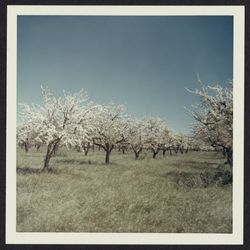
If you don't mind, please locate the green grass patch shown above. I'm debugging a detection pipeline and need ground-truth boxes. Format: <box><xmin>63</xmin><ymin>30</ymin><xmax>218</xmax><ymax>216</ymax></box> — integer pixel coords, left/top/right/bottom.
<box><xmin>16</xmin><ymin>147</ymin><xmax>232</xmax><ymax>233</ymax></box>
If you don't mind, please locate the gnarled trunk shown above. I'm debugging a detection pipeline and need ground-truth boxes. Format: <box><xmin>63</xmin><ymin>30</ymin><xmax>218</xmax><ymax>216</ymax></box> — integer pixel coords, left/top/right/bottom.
<box><xmin>152</xmin><ymin>148</ymin><xmax>160</xmax><ymax>159</ymax></box>
<box><xmin>82</xmin><ymin>142</ymin><xmax>90</xmax><ymax>156</ymax></box>
<box><xmin>133</xmin><ymin>147</ymin><xmax>142</xmax><ymax>160</ymax></box>
<box><xmin>162</xmin><ymin>148</ymin><xmax>167</xmax><ymax>157</ymax></box>
<box><xmin>24</xmin><ymin>142</ymin><xmax>29</xmax><ymax>152</ymax></box>
<box><xmin>105</xmin><ymin>150</ymin><xmax>110</xmax><ymax>164</ymax></box>
<box><xmin>225</xmin><ymin>146</ymin><xmax>233</xmax><ymax>167</ymax></box>
<box><xmin>36</xmin><ymin>144</ymin><xmax>41</xmax><ymax>151</ymax></box>
<box><xmin>43</xmin><ymin>139</ymin><xmax>60</xmax><ymax>171</ymax></box>
<box><xmin>104</xmin><ymin>143</ymin><xmax>114</xmax><ymax>164</ymax></box>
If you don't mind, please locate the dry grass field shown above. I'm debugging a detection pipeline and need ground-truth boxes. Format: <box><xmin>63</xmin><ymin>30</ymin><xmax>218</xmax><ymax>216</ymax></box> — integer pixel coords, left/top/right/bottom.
<box><xmin>16</xmin><ymin>147</ymin><xmax>232</xmax><ymax>233</ymax></box>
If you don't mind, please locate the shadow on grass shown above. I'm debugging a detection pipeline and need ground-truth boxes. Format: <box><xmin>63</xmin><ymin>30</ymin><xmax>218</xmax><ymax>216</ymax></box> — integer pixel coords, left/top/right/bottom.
<box><xmin>18</xmin><ymin>153</ymin><xmax>42</xmax><ymax>158</ymax></box>
<box><xmin>80</xmin><ymin>159</ymin><xmax>93</xmax><ymax>165</ymax></box>
<box><xmin>55</xmin><ymin>158</ymin><xmax>95</xmax><ymax>165</ymax></box>
<box><xmin>55</xmin><ymin>158</ymin><xmax>79</xmax><ymax>164</ymax></box>
<box><xmin>16</xmin><ymin>167</ymin><xmax>61</xmax><ymax>175</ymax></box>
<box><xmin>162</xmin><ymin>169</ymin><xmax>232</xmax><ymax>188</ymax></box>
<box><xmin>171</xmin><ymin>161</ymin><xmax>221</xmax><ymax>171</ymax></box>
<box><xmin>17</xmin><ymin>167</ymin><xmax>41</xmax><ymax>175</ymax></box>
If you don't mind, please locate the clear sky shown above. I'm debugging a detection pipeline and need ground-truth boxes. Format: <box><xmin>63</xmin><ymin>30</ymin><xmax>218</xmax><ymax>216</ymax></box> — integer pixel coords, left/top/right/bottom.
<box><xmin>17</xmin><ymin>15</ymin><xmax>233</xmax><ymax>133</ymax></box>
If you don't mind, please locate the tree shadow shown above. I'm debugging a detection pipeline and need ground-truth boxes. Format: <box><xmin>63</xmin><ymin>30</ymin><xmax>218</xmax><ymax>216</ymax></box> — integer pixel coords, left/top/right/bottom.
<box><xmin>16</xmin><ymin>167</ymin><xmax>60</xmax><ymax>175</ymax></box>
<box><xmin>79</xmin><ymin>159</ymin><xmax>93</xmax><ymax>165</ymax></box>
<box><xmin>16</xmin><ymin>167</ymin><xmax>42</xmax><ymax>175</ymax></box>
<box><xmin>160</xmin><ymin>168</ymin><xmax>232</xmax><ymax>188</ymax></box>
<box><xmin>171</xmin><ymin>161</ymin><xmax>221</xmax><ymax>171</ymax></box>
<box><xmin>55</xmin><ymin>159</ymin><xmax>78</xmax><ymax>164</ymax></box>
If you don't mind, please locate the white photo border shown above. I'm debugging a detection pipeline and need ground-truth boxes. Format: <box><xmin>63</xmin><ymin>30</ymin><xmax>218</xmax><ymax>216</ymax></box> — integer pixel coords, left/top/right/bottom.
<box><xmin>6</xmin><ymin>5</ymin><xmax>245</xmax><ymax>245</ymax></box>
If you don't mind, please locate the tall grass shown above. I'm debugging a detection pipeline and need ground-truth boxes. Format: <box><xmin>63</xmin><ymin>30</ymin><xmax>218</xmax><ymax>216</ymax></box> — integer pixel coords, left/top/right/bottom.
<box><xmin>17</xmin><ymin>147</ymin><xmax>232</xmax><ymax>233</ymax></box>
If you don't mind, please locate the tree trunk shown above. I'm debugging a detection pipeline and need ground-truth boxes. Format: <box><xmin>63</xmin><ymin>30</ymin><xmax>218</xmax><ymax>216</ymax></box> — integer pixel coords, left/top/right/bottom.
<box><xmin>180</xmin><ymin>146</ymin><xmax>184</xmax><ymax>154</ymax></box>
<box><xmin>152</xmin><ymin>148</ymin><xmax>159</xmax><ymax>159</ymax></box>
<box><xmin>162</xmin><ymin>148</ymin><xmax>167</xmax><ymax>157</ymax></box>
<box><xmin>225</xmin><ymin>147</ymin><xmax>233</xmax><ymax>167</ymax></box>
<box><xmin>36</xmin><ymin>144</ymin><xmax>41</xmax><ymax>151</ymax></box>
<box><xmin>43</xmin><ymin>144</ymin><xmax>53</xmax><ymax>170</ymax></box>
<box><xmin>83</xmin><ymin>142</ymin><xmax>90</xmax><ymax>156</ymax></box>
<box><xmin>153</xmin><ymin>152</ymin><xmax>157</xmax><ymax>159</ymax></box>
<box><xmin>52</xmin><ymin>143</ymin><xmax>59</xmax><ymax>155</ymax></box>
<box><xmin>135</xmin><ymin>152</ymin><xmax>139</xmax><ymax>159</ymax></box>
<box><xmin>43</xmin><ymin>140</ymin><xmax>60</xmax><ymax>170</ymax></box>
<box><xmin>105</xmin><ymin>150</ymin><xmax>110</xmax><ymax>164</ymax></box>
<box><xmin>104</xmin><ymin>143</ymin><xmax>114</xmax><ymax>164</ymax></box>
<box><xmin>44</xmin><ymin>150</ymin><xmax>52</xmax><ymax>170</ymax></box>
<box><xmin>24</xmin><ymin>142</ymin><xmax>28</xmax><ymax>152</ymax></box>
<box><xmin>169</xmin><ymin>148</ymin><xmax>172</xmax><ymax>155</ymax></box>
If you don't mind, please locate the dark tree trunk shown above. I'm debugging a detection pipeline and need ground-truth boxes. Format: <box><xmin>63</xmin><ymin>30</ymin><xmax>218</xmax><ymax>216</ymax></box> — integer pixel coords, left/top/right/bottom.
<box><xmin>169</xmin><ymin>148</ymin><xmax>172</xmax><ymax>155</ymax></box>
<box><xmin>134</xmin><ymin>148</ymin><xmax>142</xmax><ymax>160</ymax></box>
<box><xmin>43</xmin><ymin>140</ymin><xmax>60</xmax><ymax>170</ymax></box>
<box><xmin>122</xmin><ymin>148</ymin><xmax>126</xmax><ymax>154</ymax></box>
<box><xmin>135</xmin><ymin>152</ymin><xmax>139</xmax><ymax>159</ymax></box>
<box><xmin>103</xmin><ymin>143</ymin><xmax>114</xmax><ymax>164</ymax></box>
<box><xmin>24</xmin><ymin>142</ymin><xmax>28</xmax><ymax>152</ymax></box>
<box><xmin>180</xmin><ymin>146</ymin><xmax>184</xmax><ymax>154</ymax></box>
<box><xmin>52</xmin><ymin>143</ymin><xmax>59</xmax><ymax>155</ymax></box>
<box><xmin>93</xmin><ymin>141</ymin><xmax>114</xmax><ymax>164</ymax></box>
<box><xmin>82</xmin><ymin>142</ymin><xmax>90</xmax><ymax>156</ymax></box>
<box><xmin>162</xmin><ymin>148</ymin><xmax>167</xmax><ymax>157</ymax></box>
<box><xmin>36</xmin><ymin>144</ymin><xmax>41</xmax><ymax>151</ymax></box>
<box><xmin>225</xmin><ymin>147</ymin><xmax>233</xmax><ymax>167</ymax></box>
<box><xmin>105</xmin><ymin>150</ymin><xmax>110</xmax><ymax>164</ymax></box>
<box><xmin>43</xmin><ymin>144</ymin><xmax>53</xmax><ymax>170</ymax></box>
<box><xmin>185</xmin><ymin>148</ymin><xmax>188</xmax><ymax>153</ymax></box>
<box><xmin>152</xmin><ymin>148</ymin><xmax>160</xmax><ymax>159</ymax></box>
<box><xmin>44</xmin><ymin>149</ymin><xmax>52</xmax><ymax>170</ymax></box>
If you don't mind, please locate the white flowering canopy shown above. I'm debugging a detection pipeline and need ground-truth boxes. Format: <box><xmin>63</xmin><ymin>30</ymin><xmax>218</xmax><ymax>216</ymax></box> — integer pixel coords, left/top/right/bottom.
<box><xmin>186</xmin><ymin>81</ymin><xmax>233</xmax><ymax>150</ymax></box>
<box><xmin>92</xmin><ymin>103</ymin><xmax>129</xmax><ymax>147</ymax></box>
<box><xmin>18</xmin><ymin>86</ymin><xmax>92</xmax><ymax>148</ymax></box>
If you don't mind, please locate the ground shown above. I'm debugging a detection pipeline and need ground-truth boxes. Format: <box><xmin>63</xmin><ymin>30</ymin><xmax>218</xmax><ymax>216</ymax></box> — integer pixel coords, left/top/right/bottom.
<box><xmin>16</xmin><ymin>147</ymin><xmax>232</xmax><ymax>233</ymax></box>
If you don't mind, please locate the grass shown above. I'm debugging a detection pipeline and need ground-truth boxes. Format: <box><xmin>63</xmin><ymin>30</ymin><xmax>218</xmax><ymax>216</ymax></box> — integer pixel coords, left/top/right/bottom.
<box><xmin>16</xmin><ymin>147</ymin><xmax>232</xmax><ymax>233</ymax></box>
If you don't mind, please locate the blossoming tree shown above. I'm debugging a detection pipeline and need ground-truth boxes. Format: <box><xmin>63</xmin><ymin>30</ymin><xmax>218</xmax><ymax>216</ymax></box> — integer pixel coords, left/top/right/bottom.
<box><xmin>186</xmin><ymin>81</ymin><xmax>233</xmax><ymax>166</ymax></box>
<box><xmin>92</xmin><ymin>103</ymin><xmax>129</xmax><ymax>164</ymax></box>
<box><xmin>18</xmin><ymin>87</ymin><xmax>92</xmax><ymax>170</ymax></box>
<box><xmin>127</xmin><ymin>119</ymin><xmax>149</xmax><ymax>159</ymax></box>
<box><xmin>144</xmin><ymin>118</ymin><xmax>168</xmax><ymax>159</ymax></box>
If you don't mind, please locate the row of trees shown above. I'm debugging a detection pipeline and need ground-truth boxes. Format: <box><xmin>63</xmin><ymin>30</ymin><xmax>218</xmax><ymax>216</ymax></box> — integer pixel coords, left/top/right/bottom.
<box><xmin>17</xmin><ymin>80</ymin><xmax>233</xmax><ymax>170</ymax></box>
<box><xmin>17</xmin><ymin>87</ymin><xmax>200</xmax><ymax>170</ymax></box>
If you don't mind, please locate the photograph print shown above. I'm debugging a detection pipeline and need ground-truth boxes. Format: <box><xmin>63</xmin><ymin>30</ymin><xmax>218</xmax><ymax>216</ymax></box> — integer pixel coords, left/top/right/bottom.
<box><xmin>6</xmin><ymin>5</ymin><xmax>245</xmax><ymax>245</ymax></box>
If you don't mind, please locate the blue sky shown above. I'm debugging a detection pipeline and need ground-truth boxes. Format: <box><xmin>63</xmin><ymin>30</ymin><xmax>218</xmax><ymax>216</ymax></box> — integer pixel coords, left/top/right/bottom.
<box><xmin>17</xmin><ymin>16</ymin><xmax>233</xmax><ymax>133</ymax></box>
